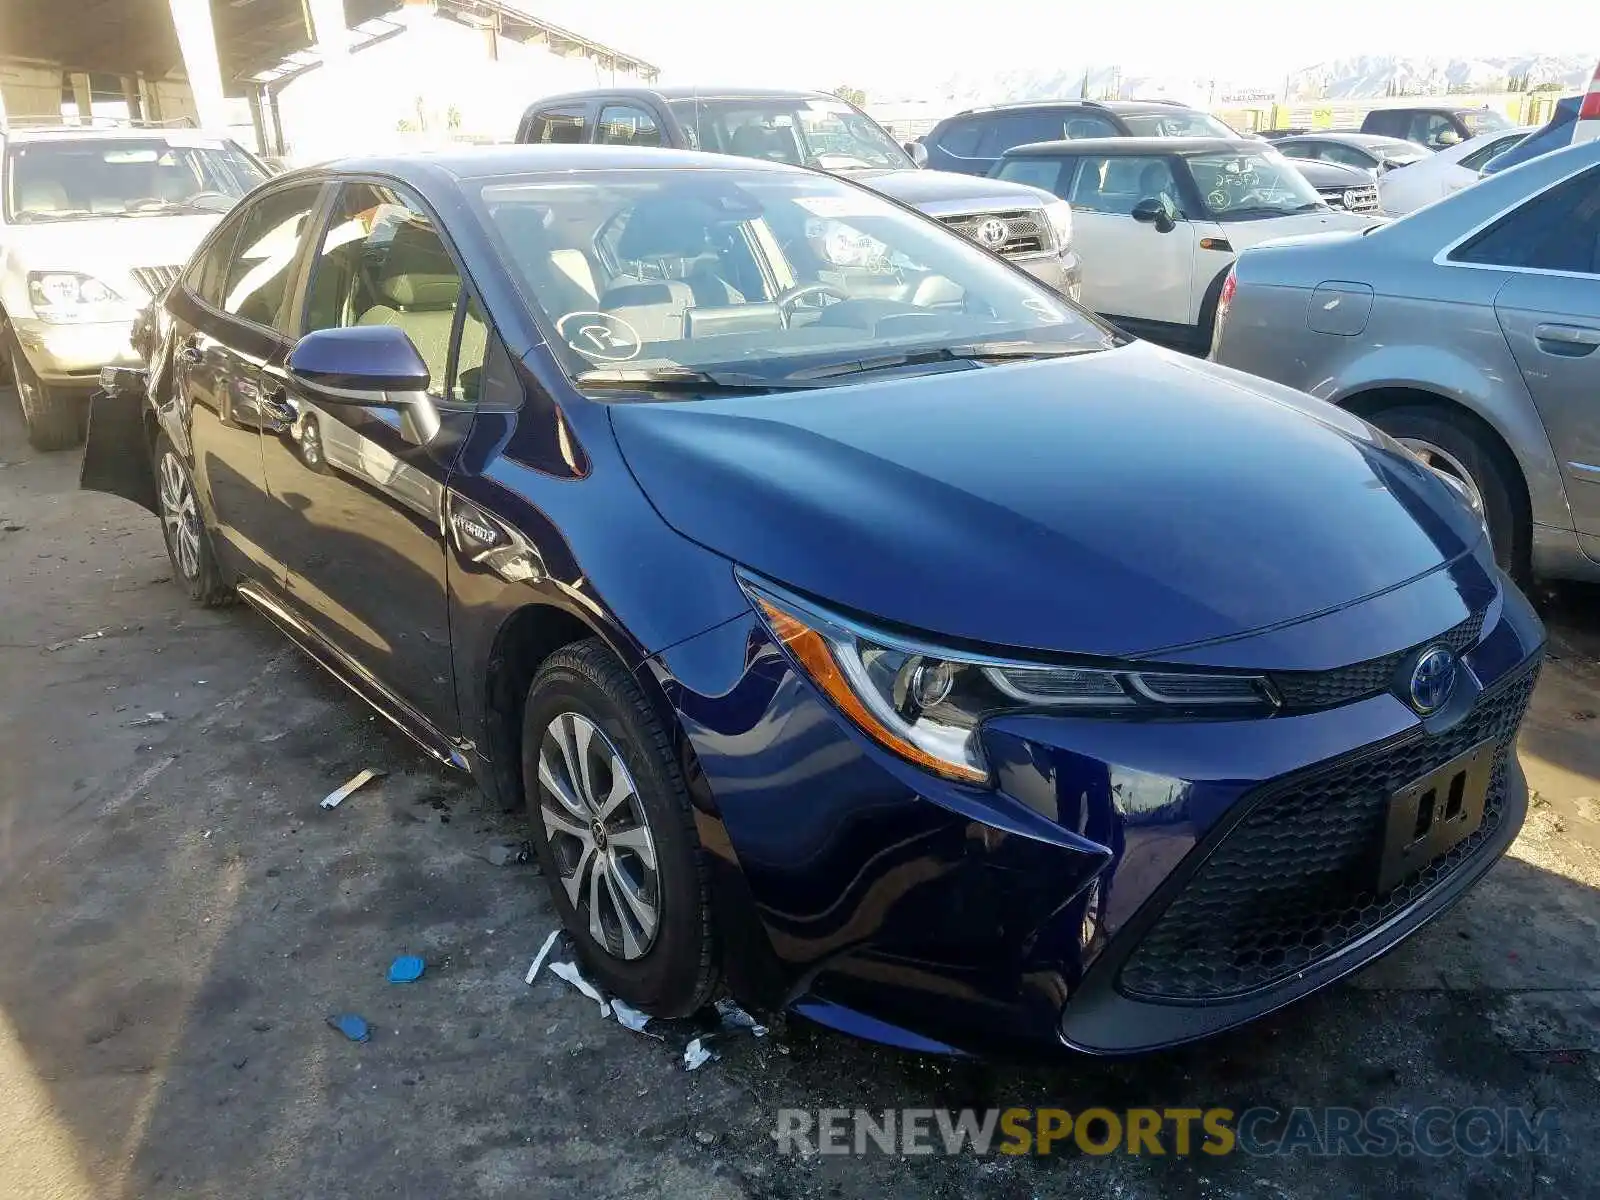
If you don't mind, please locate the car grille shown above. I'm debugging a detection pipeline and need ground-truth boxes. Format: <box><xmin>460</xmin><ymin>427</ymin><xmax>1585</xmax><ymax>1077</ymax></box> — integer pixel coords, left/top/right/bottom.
<box><xmin>1117</xmin><ymin>657</ymin><xmax>1538</xmax><ymax>1002</ymax></box>
<box><xmin>1318</xmin><ymin>184</ymin><xmax>1381</xmax><ymax>213</ymax></box>
<box><xmin>130</xmin><ymin>265</ymin><xmax>183</xmax><ymax>296</ymax></box>
<box><xmin>1270</xmin><ymin>609</ymin><xmax>1486</xmax><ymax>710</ymax></box>
<box><xmin>938</xmin><ymin>209</ymin><xmax>1052</xmax><ymax>256</ymax></box>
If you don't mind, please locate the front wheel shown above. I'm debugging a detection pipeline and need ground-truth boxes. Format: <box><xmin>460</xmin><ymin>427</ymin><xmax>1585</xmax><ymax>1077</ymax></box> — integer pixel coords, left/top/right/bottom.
<box><xmin>521</xmin><ymin>639</ymin><xmax>718</xmax><ymax>1016</ymax></box>
<box><xmin>7</xmin><ymin>334</ymin><xmax>85</xmax><ymax>451</ymax></box>
<box><xmin>154</xmin><ymin>434</ymin><xmax>234</xmax><ymax>607</ymax></box>
<box><xmin>1371</xmin><ymin>405</ymin><xmax>1525</xmax><ymax>578</ymax></box>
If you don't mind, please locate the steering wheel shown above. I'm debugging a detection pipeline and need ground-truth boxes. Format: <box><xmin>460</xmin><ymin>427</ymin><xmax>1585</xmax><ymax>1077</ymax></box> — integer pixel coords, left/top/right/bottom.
<box><xmin>774</xmin><ymin>281</ymin><xmax>849</xmax><ymax>327</ymax></box>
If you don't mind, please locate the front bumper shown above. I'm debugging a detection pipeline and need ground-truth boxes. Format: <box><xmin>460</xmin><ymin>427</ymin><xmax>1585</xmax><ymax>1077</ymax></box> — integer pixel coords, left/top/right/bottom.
<box><xmin>12</xmin><ymin>317</ymin><xmax>139</xmax><ymax>387</ymax></box>
<box><xmin>654</xmin><ymin>569</ymin><xmax>1545</xmax><ymax>1057</ymax></box>
<box><xmin>1012</xmin><ymin>248</ymin><xmax>1082</xmax><ymax>303</ymax></box>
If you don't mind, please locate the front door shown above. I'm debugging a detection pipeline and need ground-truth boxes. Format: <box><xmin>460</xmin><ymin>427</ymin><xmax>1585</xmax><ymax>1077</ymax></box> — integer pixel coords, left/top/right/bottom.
<box><xmin>1061</xmin><ymin>153</ymin><xmax>1198</xmax><ymax>326</ymax></box>
<box><xmin>260</xmin><ymin>181</ymin><xmax>484</xmax><ymax>738</ymax></box>
<box><xmin>173</xmin><ymin>182</ymin><xmax>325</xmax><ymax>584</ymax></box>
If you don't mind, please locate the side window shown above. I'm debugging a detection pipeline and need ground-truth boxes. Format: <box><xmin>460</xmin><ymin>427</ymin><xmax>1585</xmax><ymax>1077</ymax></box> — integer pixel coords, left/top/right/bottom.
<box><xmin>1460</xmin><ymin>135</ymin><xmax>1523</xmax><ymax>172</ymax></box>
<box><xmin>1063</xmin><ymin>115</ymin><xmax>1118</xmax><ymax>139</ymax></box>
<box><xmin>1411</xmin><ymin>114</ymin><xmax>1455</xmax><ymax>147</ymax></box>
<box><xmin>1276</xmin><ymin>141</ymin><xmax>1319</xmax><ymax>160</ymax></box>
<box><xmin>996</xmin><ymin>157</ymin><xmax>1065</xmax><ymax>195</ymax></box>
<box><xmin>453</xmin><ymin>295</ymin><xmax>491</xmax><ymax>404</ymax></box>
<box><xmin>302</xmin><ymin>183</ymin><xmax>468</xmax><ymax>399</ymax></box>
<box><xmin>982</xmin><ymin>112</ymin><xmax>1066</xmax><ymax>157</ymax></box>
<box><xmin>525</xmin><ymin>106</ymin><xmax>588</xmax><ymax>145</ymax></box>
<box><xmin>1451</xmin><ymin>167</ymin><xmax>1600</xmax><ymax>275</ymax></box>
<box><xmin>221</xmin><ymin>184</ymin><xmax>322</xmax><ymax>331</ymax></box>
<box><xmin>934</xmin><ymin>119</ymin><xmax>982</xmax><ymax>157</ymax></box>
<box><xmin>596</xmin><ymin>105</ymin><xmax>661</xmax><ymax>147</ymax></box>
<box><xmin>1365</xmin><ymin>111</ymin><xmax>1403</xmax><ymax>138</ymax></box>
<box><xmin>182</xmin><ymin>208</ymin><xmax>248</xmax><ymax>307</ymax></box>
<box><xmin>1323</xmin><ymin>145</ymin><xmax>1374</xmax><ymax>169</ymax></box>
<box><xmin>1067</xmin><ymin>155</ymin><xmax>1179</xmax><ymax>216</ymax></box>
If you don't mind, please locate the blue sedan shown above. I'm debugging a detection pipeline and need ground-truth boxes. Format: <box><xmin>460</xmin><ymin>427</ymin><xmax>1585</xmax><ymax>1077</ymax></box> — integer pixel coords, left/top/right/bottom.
<box><xmin>83</xmin><ymin>145</ymin><xmax>1544</xmax><ymax>1055</ymax></box>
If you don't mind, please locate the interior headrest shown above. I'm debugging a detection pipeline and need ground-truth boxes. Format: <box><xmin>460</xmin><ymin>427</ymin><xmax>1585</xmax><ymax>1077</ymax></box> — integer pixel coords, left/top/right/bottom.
<box><xmin>374</xmin><ymin>221</ymin><xmax>460</xmax><ymax>309</ymax></box>
<box><xmin>615</xmin><ymin>199</ymin><xmax>723</xmax><ymax>261</ymax></box>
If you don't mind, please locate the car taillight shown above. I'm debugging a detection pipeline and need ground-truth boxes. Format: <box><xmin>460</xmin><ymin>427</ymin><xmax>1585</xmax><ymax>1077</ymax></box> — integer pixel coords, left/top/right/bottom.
<box><xmin>1577</xmin><ymin>59</ymin><xmax>1600</xmax><ymax>143</ymax></box>
<box><xmin>1219</xmin><ymin>268</ymin><xmax>1237</xmax><ymax>315</ymax></box>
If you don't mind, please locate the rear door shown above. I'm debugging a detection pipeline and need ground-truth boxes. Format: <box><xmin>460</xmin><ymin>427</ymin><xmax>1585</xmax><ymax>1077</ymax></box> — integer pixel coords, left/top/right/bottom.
<box><xmin>169</xmin><ymin>181</ymin><xmax>326</xmax><ymax>584</ymax></box>
<box><xmin>1455</xmin><ymin>163</ymin><xmax>1600</xmax><ymax>532</ymax></box>
<box><xmin>260</xmin><ymin>179</ymin><xmax>483</xmax><ymax>737</ymax></box>
<box><xmin>1059</xmin><ymin>153</ymin><xmax>1201</xmax><ymax>326</ymax></box>
<box><xmin>518</xmin><ymin>102</ymin><xmax>594</xmax><ymax>145</ymax></box>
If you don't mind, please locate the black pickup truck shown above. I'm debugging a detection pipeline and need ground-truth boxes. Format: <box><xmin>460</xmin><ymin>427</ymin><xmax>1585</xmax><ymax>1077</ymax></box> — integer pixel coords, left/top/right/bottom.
<box><xmin>1359</xmin><ymin>105</ymin><xmax>1515</xmax><ymax>149</ymax></box>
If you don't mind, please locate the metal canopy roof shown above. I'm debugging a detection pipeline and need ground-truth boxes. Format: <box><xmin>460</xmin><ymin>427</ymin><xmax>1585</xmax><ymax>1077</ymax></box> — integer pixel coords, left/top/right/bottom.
<box><xmin>1</xmin><ymin>0</ymin><xmax>656</xmax><ymax>86</ymax></box>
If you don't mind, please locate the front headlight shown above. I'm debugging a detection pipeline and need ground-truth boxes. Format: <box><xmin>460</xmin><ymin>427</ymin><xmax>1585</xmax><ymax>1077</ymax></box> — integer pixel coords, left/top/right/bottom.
<box><xmin>742</xmin><ymin>575</ymin><xmax>1277</xmax><ymax>786</ymax></box>
<box><xmin>26</xmin><ymin>272</ymin><xmax>139</xmax><ymax>324</ymax></box>
<box><xmin>1042</xmin><ymin>199</ymin><xmax>1073</xmax><ymax>250</ymax></box>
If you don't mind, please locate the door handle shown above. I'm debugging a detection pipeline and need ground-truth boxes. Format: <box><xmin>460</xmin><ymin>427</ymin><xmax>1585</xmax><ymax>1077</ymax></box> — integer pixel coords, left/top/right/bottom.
<box><xmin>1534</xmin><ymin>323</ymin><xmax>1600</xmax><ymax>354</ymax></box>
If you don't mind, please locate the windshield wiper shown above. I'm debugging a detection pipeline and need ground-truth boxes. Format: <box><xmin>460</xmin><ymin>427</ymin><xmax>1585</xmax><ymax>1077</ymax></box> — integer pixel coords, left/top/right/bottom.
<box><xmin>572</xmin><ymin>366</ymin><xmax>815</xmax><ymax>393</ymax></box>
<box><xmin>779</xmin><ymin>341</ymin><xmax>1097</xmax><ymax>382</ymax></box>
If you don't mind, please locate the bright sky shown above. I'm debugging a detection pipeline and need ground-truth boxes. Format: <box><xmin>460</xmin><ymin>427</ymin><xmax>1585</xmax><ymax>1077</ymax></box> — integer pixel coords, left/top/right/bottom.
<box><xmin>528</xmin><ymin>0</ymin><xmax>1594</xmax><ymax>96</ymax></box>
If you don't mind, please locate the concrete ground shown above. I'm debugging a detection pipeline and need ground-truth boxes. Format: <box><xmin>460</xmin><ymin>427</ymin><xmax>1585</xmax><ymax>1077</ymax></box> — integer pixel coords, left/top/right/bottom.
<box><xmin>1</xmin><ymin>391</ymin><xmax>1598</xmax><ymax>1200</ymax></box>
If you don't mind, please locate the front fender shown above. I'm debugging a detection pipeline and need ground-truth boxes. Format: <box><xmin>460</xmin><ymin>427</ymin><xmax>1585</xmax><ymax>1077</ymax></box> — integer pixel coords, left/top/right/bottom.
<box><xmin>1325</xmin><ymin>342</ymin><xmax>1575</xmax><ymax>533</ymax></box>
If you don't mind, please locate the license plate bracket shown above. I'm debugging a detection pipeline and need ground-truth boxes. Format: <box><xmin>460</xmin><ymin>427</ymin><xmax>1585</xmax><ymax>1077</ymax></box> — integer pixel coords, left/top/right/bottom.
<box><xmin>1377</xmin><ymin>738</ymin><xmax>1498</xmax><ymax>894</ymax></box>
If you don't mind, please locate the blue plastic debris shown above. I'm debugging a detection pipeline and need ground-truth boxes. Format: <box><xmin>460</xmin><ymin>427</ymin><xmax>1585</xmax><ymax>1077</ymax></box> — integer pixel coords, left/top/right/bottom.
<box><xmin>388</xmin><ymin>955</ymin><xmax>425</xmax><ymax>984</ymax></box>
<box><xmin>327</xmin><ymin>1013</ymin><xmax>371</xmax><ymax>1043</ymax></box>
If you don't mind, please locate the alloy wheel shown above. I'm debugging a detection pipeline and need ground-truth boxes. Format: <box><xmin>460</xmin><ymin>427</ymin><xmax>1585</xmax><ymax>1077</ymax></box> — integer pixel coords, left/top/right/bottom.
<box><xmin>537</xmin><ymin>712</ymin><xmax>660</xmax><ymax>960</ymax></box>
<box><xmin>158</xmin><ymin>451</ymin><xmax>203</xmax><ymax>581</ymax></box>
<box><xmin>300</xmin><ymin>420</ymin><xmax>323</xmax><ymax>468</ymax></box>
<box><xmin>1397</xmin><ymin>437</ymin><xmax>1485</xmax><ymax>514</ymax></box>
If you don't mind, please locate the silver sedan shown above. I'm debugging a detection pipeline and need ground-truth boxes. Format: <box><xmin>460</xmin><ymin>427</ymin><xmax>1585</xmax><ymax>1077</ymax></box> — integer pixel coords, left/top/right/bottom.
<box><xmin>1210</xmin><ymin>139</ymin><xmax>1600</xmax><ymax>585</ymax></box>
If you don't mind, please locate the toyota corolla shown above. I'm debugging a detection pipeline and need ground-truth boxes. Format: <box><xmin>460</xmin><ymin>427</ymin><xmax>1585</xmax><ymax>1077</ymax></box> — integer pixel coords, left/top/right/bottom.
<box><xmin>83</xmin><ymin>145</ymin><xmax>1544</xmax><ymax>1056</ymax></box>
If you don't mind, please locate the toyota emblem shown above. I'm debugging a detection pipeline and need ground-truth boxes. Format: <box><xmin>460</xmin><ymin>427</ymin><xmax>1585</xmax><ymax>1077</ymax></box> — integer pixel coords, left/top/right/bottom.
<box><xmin>974</xmin><ymin>217</ymin><xmax>1008</xmax><ymax>249</ymax></box>
<box><xmin>1407</xmin><ymin>646</ymin><xmax>1458</xmax><ymax>715</ymax></box>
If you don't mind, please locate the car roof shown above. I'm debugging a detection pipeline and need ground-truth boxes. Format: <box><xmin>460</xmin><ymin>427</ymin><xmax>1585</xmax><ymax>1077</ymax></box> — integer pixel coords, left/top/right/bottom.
<box><xmin>1002</xmin><ymin>136</ymin><xmax>1262</xmax><ymax>157</ymax></box>
<box><xmin>523</xmin><ymin>86</ymin><xmax>835</xmax><ymax>107</ymax></box>
<box><xmin>955</xmin><ymin>98</ymin><xmax>1197</xmax><ymax>117</ymax></box>
<box><xmin>287</xmin><ymin>143</ymin><xmax>808</xmax><ymax>183</ymax></box>
<box><xmin>1274</xmin><ymin>131</ymin><xmax>1410</xmax><ymax>148</ymax></box>
<box><xmin>2</xmin><ymin>125</ymin><xmax>240</xmax><ymax>143</ymax></box>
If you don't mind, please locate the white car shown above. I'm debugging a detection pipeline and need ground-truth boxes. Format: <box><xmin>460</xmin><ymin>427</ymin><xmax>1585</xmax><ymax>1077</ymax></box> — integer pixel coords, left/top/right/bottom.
<box><xmin>993</xmin><ymin>137</ymin><xmax>1381</xmax><ymax>352</ymax></box>
<box><xmin>0</xmin><ymin>123</ymin><xmax>268</xmax><ymax>448</ymax></box>
<box><xmin>1377</xmin><ymin>127</ymin><xmax>1533</xmax><ymax>215</ymax></box>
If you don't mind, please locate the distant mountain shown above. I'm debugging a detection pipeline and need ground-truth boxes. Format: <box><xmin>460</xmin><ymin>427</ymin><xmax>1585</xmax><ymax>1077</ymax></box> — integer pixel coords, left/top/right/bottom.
<box><xmin>876</xmin><ymin>55</ymin><xmax>1594</xmax><ymax>110</ymax></box>
<box><xmin>1285</xmin><ymin>55</ymin><xmax>1594</xmax><ymax>100</ymax></box>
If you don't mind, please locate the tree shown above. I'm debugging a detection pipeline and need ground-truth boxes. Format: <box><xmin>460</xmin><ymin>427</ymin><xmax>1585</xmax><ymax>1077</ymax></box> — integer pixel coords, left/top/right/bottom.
<box><xmin>830</xmin><ymin>86</ymin><xmax>866</xmax><ymax>108</ymax></box>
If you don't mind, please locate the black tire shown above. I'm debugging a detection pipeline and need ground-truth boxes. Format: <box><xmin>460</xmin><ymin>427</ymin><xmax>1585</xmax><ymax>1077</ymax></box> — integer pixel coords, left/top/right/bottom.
<box><xmin>152</xmin><ymin>433</ymin><xmax>235</xmax><ymax>607</ymax></box>
<box><xmin>7</xmin><ymin>333</ymin><xmax>85</xmax><ymax>451</ymax></box>
<box><xmin>521</xmin><ymin>638</ymin><xmax>717</xmax><ymax>1016</ymax></box>
<box><xmin>1370</xmin><ymin>405</ymin><xmax>1526</xmax><ymax>578</ymax></box>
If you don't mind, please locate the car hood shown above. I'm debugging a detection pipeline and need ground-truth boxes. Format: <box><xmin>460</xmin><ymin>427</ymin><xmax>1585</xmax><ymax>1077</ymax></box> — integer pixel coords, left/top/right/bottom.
<box><xmin>1225</xmin><ymin>208</ymin><xmax>1383</xmax><ymax>251</ymax></box>
<box><xmin>609</xmin><ymin>341</ymin><xmax>1482</xmax><ymax>659</ymax></box>
<box><xmin>845</xmin><ymin>167</ymin><xmax>1055</xmax><ymax>215</ymax></box>
<box><xmin>1</xmin><ymin>213</ymin><xmax>223</xmax><ymax>304</ymax></box>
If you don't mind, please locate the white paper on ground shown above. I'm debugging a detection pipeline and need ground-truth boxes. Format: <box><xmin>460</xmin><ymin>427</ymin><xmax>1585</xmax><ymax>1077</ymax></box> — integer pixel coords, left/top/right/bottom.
<box><xmin>549</xmin><ymin>960</ymin><xmax>611</xmax><ymax>1016</ymax></box>
<box><xmin>524</xmin><ymin>929</ymin><xmax>561</xmax><ymax>984</ymax></box>
<box><xmin>610</xmin><ymin>998</ymin><xmax>651</xmax><ymax>1032</ymax></box>
<box><xmin>319</xmin><ymin>768</ymin><xmax>384</xmax><ymax>809</ymax></box>
<box><xmin>683</xmin><ymin>1037</ymin><xmax>714</xmax><ymax>1071</ymax></box>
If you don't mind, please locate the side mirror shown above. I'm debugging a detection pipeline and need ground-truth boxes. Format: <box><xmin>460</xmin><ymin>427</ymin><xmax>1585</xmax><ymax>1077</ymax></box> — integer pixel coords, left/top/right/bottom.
<box><xmin>1132</xmin><ymin>197</ymin><xmax>1177</xmax><ymax>233</ymax></box>
<box><xmin>288</xmin><ymin>325</ymin><xmax>439</xmax><ymax>442</ymax></box>
<box><xmin>905</xmin><ymin>140</ymin><xmax>929</xmax><ymax>168</ymax></box>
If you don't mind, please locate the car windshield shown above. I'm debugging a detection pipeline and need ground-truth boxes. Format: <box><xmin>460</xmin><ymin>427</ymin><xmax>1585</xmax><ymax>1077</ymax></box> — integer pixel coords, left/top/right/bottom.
<box><xmin>1119</xmin><ymin>111</ymin><xmax>1238</xmax><ymax>138</ymax></box>
<box><xmin>1462</xmin><ymin>109</ymin><xmax>1514</xmax><ymax>135</ymax></box>
<box><xmin>1185</xmin><ymin>150</ymin><xmax>1325</xmax><ymax>218</ymax></box>
<box><xmin>472</xmin><ymin>167</ymin><xmax>1114</xmax><ymax>391</ymax></box>
<box><xmin>666</xmin><ymin>98</ymin><xmax>913</xmax><ymax>171</ymax></box>
<box><xmin>3</xmin><ymin>135</ymin><xmax>266</xmax><ymax>223</ymax></box>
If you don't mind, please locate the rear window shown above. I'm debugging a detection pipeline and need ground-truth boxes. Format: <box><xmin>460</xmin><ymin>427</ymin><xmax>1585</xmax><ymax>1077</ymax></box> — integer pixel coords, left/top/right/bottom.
<box><xmin>1119</xmin><ymin>111</ymin><xmax>1237</xmax><ymax>138</ymax></box>
<box><xmin>1462</xmin><ymin>109</ymin><xmax>1514</xmax><ymax>135</ymax></box>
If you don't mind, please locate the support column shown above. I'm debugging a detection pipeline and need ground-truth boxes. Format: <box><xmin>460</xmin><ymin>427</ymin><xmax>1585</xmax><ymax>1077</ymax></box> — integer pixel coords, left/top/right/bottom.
<box><xmin>69</xmin><ymin>72</ymin><xmax>94</xmax><ymax>123</ymax></box>
<box><xmin>167</xmin><ymin>0</ymin><xmax>229</xmax><ymax>130</ymax></box>
<box><xmin>121</xmin><ymin>75</ymin><xmax>144</xmax><ymax>121</ymax></box>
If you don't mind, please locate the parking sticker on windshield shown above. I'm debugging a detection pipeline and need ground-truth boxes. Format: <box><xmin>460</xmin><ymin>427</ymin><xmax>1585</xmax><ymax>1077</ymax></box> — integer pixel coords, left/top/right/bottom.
<box><xmin>556</xmin><ymin>311</ymin><xmax>643</xmax><ymax>362</ymax></box>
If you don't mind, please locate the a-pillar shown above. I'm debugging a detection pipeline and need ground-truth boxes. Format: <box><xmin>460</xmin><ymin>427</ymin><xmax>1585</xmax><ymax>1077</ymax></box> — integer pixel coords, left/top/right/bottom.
<box><xmin>167</xmin><ymin>0</ymin><xmax>229</xmax><ymax>130</ymax></box>
<box><xmin>69</xmin><ymin>72</ymin><xmax>93</xmax><ymax>122</ymax></box>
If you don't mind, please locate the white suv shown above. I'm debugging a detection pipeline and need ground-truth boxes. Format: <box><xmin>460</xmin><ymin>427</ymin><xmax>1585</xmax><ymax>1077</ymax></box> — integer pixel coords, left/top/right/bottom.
<box><xmin>0</xmin><ymin>123</ymin><xmax>268</xmax><ymax>448</ymax></box>
<box><xmin>993</xmin><ymin>136</ymin><xmax>1384</xmax><ymax>353</ymax></box>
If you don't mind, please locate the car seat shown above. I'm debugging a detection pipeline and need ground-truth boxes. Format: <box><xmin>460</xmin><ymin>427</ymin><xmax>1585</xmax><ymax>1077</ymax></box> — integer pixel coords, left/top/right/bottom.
<box><xmin>355</xmin><ymin>221</ymin><xmax>463</xmax><ymax>392</ymax></box>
